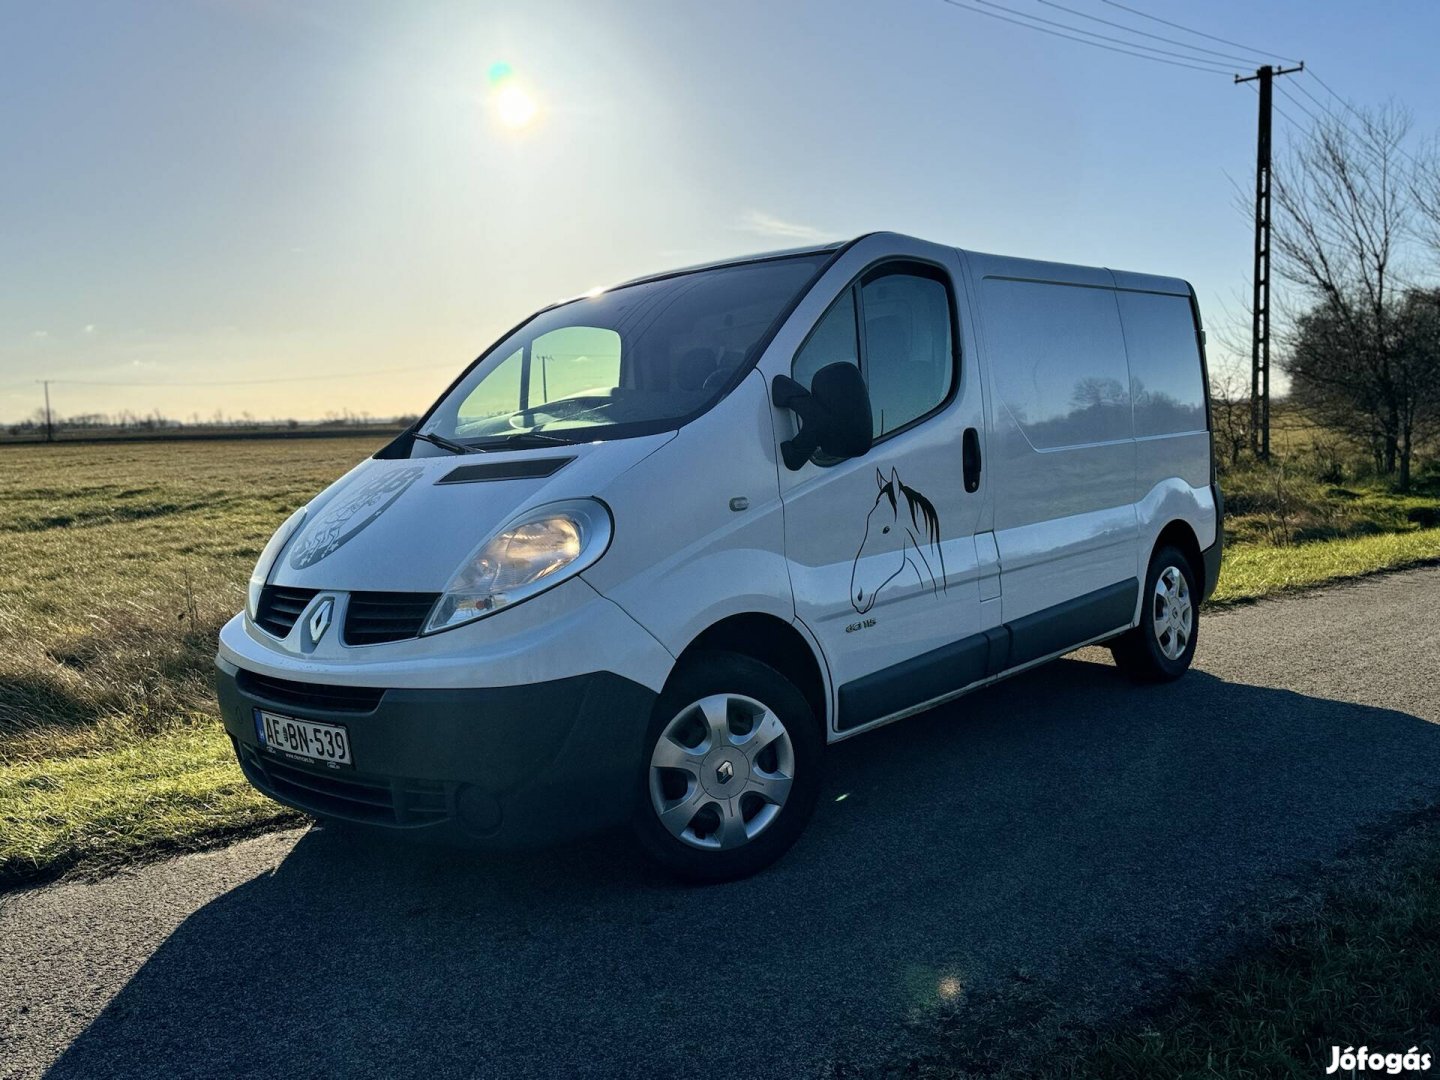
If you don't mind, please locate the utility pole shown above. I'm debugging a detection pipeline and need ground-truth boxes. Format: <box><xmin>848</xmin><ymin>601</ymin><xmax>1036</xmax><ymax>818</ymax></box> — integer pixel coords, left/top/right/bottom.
<box><xmin>1235</xmin><ymin>61</ymin><xmax>1303</xmax><ymax>461</ymax></box>
<box><xmin>38</xmin><ymin>380</ymin><xmax>54</xmax><ymax>443</ymax></box>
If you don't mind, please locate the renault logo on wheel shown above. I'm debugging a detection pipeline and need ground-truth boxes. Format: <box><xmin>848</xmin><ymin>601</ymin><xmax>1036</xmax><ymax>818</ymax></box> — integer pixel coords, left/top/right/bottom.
<box><xmin>308</xmin><ymin>598</ymin><xmax>334</xmax><ymax>643</ymax></box>
<box><xmin>716</xmin><ymin>760</ymin><xmax>734</xmax><ymax>784</ymax></box>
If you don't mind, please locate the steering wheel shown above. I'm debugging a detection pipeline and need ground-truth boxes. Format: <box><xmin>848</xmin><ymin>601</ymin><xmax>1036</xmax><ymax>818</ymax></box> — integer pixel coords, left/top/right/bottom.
<box><xmin>506</xmin><ymin>395</ymin><xmax>610</xmax><ymax>429</ymax></box>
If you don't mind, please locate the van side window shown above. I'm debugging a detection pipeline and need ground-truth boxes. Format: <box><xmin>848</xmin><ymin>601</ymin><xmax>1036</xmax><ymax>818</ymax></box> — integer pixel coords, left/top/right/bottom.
<box><xmin>981</xmin><ymin>279</ymin><xmax>1131</xmax><ymax>448</ymax></box>
<box><xmin>1116</xmin><ymin>291</ymin><xmax>1207</xmax><ymax>437</ymax></box>
<box><xmin>860</xmin><ymin>270</ymin><xmax>953</xmax><ymax>437</ymax></box>
<box><xmin>791</xmin><ymin>289</ymin><xmax>859</xmax><ymax>390</ymax></box>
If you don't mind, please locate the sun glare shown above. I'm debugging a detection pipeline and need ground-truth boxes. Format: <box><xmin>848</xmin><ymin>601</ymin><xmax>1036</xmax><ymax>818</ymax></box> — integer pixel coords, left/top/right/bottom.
<box><xmin>494</xmin><ymin>82</ymin><xmax>538</xmax><ymax>130</ymax></box>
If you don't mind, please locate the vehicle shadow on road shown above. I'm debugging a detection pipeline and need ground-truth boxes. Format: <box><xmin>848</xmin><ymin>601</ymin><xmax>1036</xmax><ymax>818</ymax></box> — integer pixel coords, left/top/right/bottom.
<box><xmin>46</xmin><ymin>657</ymin><xmax>1440</xmax><ymax>1079</ymax></box>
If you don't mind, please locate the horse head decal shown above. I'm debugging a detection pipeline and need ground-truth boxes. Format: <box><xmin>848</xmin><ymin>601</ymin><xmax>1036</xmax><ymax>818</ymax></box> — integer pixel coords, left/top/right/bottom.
<box><xmin>850</xmin><ymin>467</ymin><xmax>946</xmax><ymax>614</ymax></box>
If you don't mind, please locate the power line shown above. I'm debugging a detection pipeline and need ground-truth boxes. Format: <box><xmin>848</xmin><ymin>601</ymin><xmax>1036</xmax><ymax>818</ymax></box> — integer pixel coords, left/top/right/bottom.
<box><xmin>1099</xmin><ymin>0</ymin><xmax>1303</xmax><ymax>65</ymax></box>
<box><xmin>1288</xmin><ymin>76</ymin><xmax>1355</xmax><ymax>130</ymax></box>
<box><xmin>967</xmin><ymin>0</ymin><xmax>1236</xmax><ymax>71</ymax></box>
<box><xmin>938</xmin><ymin>0</ymin><xmax>1232</xmax><ymax>74</ymax></box>
<box><xmin>1306</xmin><ymin>69</ymin><xmax>1371</xmax><ymax>127</ymax></box>
<box><xmin>1303</xmin><ymin>68</ymin><xmax>1421</xmax><ymax>167</ymax></box>
<box><xmin>1275</xmin><ymin>83</ymin><xmax>1325</xmax><ymax>128</ymax></box>
<box><xmin>1032</xmin><ymin>0</ymin><xmax>1271</xmax><ymax>66</ymax></box>
<box><xmin>1271</xmin><ymin>98</ymin><xmax>1310</xmax><ymax>134</ymax></box>
<box><xmin>1242</xmin><ymin>81</ymin><xmax>1311</xmax><ymax>144</ymax></box>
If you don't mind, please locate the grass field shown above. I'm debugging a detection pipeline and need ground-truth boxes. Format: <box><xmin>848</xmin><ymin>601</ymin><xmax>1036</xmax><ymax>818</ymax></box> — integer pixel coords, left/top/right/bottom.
<box><xmin>2</xmin><ymin>437</ymin><xmax>1439</xmax><ymax>887</ymax></box>
<box><xmin>0</xmin><ymin>438</ymin><xmax>383</xmax><ymax>885</ymax></box>
<box><xmin>1052</xmin><ymin>813</ymin><xmax>1440</xmax><ymax>1080</ymax></box>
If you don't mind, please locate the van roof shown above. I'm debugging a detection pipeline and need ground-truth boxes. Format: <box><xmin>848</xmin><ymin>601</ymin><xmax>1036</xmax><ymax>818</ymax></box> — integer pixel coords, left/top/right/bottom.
<box><xmin>604</xmin><ymin>241</ymin><xmax>846</xmax><ymax>292</ymax></box>
<box><xmin>598</xmin><ymin>232</ymin><xmax>1193</xmax><ymax>301</ymax></box>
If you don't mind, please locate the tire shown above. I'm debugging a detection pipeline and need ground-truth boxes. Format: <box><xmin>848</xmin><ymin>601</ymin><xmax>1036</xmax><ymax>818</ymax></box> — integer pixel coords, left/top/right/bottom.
<box><xmin>1110</xmin><ymin>544</ymin><xmax>1200</xmax><ymax>682</ymax></box>
<box><xmin>632</xmin><ymin>651</ymin><xmax>823</xmax><ymax>883</ymax></box>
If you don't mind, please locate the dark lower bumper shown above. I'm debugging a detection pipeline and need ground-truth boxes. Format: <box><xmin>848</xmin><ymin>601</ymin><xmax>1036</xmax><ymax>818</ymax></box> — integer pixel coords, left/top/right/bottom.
<box><xmin>215</xmin><ymin>659</ymin><xmax>657</xmax><ymax>850</ymax></box>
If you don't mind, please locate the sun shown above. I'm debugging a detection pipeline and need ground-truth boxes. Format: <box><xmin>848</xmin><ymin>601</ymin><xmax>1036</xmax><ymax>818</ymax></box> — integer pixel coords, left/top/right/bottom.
<box><xmin>494</xmin><ymin>83</ymin><xmax>538</xmax><ymax>130</ymax></box>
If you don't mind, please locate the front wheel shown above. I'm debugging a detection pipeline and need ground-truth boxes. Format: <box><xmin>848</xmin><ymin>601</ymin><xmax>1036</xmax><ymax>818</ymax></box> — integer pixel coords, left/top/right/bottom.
<box><xmin>633</xmin><ymin>652</ymin><xmax>822</xmax><ymax>883</ymax></box>
<box><xmin>1110</xmin><ymin>544</ymin><xmax>1200</xmax><ymax>682</ymax></box>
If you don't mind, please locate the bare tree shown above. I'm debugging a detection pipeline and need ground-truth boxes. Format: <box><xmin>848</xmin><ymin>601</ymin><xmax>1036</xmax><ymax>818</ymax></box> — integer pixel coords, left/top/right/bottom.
<box><xmin>1412</xmin><ymin>133</ymin><xmax>1440</xmax><ymax>258</ymax></box>
<box><xmin>1207</xmin><ymin>355</ymin><xmax>1252</xmax><ymax>469</ymax></box>
<box><xmin>1272</xmin><ymin>104</ymin><xmax>1429</xmax><ymax>488</ymax></box>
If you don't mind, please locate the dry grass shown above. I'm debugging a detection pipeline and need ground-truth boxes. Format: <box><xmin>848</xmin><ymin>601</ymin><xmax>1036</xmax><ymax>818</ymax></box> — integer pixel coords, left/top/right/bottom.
<box><xmin>1051</xmin><ymin>816</ymin><xmax>1440</xmax><ymax>1080</ymax></box>
<box><xmin>0</xmin><ymin>438</ymin><xmax>382</xmax><ymax>883</ymax></box>
<box><xmin>0</xmin><ymin>439</ymin><xmax>375</xmax><ymax>756</ymax></box>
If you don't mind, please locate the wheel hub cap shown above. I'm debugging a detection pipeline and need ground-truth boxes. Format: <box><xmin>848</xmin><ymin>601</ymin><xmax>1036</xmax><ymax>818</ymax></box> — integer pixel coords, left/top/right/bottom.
<box><xmin>648</xmin><ymin>692</ymin><xmax>796</xmax><ymax>852</ymax></box>
<box><xmin>1151</xmin><ymin>565</ymin><xmax>1194</xmax><ymax>661</ymax></box>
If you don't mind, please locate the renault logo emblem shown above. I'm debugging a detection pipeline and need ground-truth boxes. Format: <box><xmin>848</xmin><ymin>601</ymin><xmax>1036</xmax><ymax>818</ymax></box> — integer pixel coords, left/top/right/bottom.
<box><xmin>716</xmin><ymin>760</ymin><xmax>734</xmax><ymax>784</ymax></box>
<box><xmin>308</xmin><ymin>598</ymin><xmax>334</xmax><ymax>643</ymax></box>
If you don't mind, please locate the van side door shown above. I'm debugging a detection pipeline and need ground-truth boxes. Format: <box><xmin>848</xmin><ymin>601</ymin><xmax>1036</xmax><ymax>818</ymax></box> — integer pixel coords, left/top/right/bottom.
<box><xmin>968</xmin><ymin>266</ymin><xmax>1140</xmax><ymax>662</ymax></box>
<box><xmin>766</xmin><ymin>238</ymin><xmax>993</xmax><ymax>737</ymax></box>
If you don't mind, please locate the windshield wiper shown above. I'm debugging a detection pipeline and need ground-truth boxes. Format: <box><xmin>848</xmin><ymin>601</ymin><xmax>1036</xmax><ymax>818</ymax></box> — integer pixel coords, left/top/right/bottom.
<box><xmin>469</xmin><ymin>431</ymin><xmax>575</xmax><ymax>450</ymax></box>
<box><xmin>412</xmin><ymin>430</ymin><xmax>481</xmax><ymax>455</ymax></box>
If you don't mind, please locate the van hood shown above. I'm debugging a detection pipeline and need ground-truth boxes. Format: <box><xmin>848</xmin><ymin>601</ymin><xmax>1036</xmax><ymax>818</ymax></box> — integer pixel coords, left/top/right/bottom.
<box><xmin>269</xmin><ymin>434</ymin><xmax>673</xmax><ymax>593</ymax></box>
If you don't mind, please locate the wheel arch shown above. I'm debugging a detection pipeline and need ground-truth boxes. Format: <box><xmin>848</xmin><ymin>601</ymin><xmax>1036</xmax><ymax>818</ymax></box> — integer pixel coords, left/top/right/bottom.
<box><xmin>675</xmin><ymin>613</ymin><xmax>829</xmax><ymax>735</ymax></box>
<box><xmin>1154</xmin><ymin>519</ymin><xmax>1204</xmax><ymax>591</ymax></box>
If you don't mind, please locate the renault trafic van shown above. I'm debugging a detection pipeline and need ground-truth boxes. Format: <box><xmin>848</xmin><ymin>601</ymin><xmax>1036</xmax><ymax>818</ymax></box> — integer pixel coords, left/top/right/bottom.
<box><xmin>216</xmin><ymin>232</ymin><xmax>1222</xmax><ymax>882</ymax></box>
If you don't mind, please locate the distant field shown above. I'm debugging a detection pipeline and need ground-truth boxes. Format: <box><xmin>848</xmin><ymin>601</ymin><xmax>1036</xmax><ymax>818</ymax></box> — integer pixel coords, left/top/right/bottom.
<box><xmin>1</xmin><ymin>436</ymin><xmax>1438</xmax><ymax>886</ymax></box>
<box><xmin>0</xmin><ymin>425</ymin><xmax>406</xmax><ymax>446</ymax></box>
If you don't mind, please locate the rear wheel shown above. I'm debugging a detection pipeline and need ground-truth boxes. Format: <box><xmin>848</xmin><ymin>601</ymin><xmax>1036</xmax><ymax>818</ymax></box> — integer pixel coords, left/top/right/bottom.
<box><xmin>1110</xmin><ymin>544</ymin><xmax>1199</xmax><ymax>682</ymax></box>
<box><xmin>633</xmin><ymin>652</ymin><xmax>822</xmax><ymax>883</ymax></box>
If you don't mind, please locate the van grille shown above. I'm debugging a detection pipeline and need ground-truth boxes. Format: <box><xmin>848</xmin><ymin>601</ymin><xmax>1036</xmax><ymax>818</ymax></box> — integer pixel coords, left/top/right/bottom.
<box><xmin>254</xmin><ymin>585</ymin><xmax>319</xmax><ymax>638</ymax></box>
<box><xmin>236</xmin><ymin>669</ymin><xmax>385</xmax><ymax>714</ymax></box>
<box><xmin>343</xmin><ymin>591</ymin><xmax>440</xmax><ymax>646</ymax></box>
<box><xmin>239</xmin><ymin>746</ymin><xmax>450</xmax><ymax>827</ymax></box>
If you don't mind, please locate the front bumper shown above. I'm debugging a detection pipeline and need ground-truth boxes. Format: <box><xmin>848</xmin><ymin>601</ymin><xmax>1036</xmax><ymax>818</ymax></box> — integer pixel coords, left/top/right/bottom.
<box><xmin>216</xmin><ymin>657</ymin><xmax>657</xmax><ymax>849</ymax></box>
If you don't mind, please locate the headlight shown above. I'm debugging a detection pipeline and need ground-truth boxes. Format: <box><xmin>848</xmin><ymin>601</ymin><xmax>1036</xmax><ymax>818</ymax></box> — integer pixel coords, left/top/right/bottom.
<box><xmin>423</xmin><ymin>499</ymin><xmax>613</xmax><ymax>634</ymax></box>
<box><xmin>246</xmin><ymin>507</ymin><xmax>308</xmax><ymax>620</ymax></box>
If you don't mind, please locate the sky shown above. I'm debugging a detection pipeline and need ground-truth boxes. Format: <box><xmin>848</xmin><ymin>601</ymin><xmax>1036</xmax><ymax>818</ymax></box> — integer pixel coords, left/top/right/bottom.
<box><xmin>3</xmin><ymin>0</ymin><xmax>1438</xmax><ymax>425</ymax></box>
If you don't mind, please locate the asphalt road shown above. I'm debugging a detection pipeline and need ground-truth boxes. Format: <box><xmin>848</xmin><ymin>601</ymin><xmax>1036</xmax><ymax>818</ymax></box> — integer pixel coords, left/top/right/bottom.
<box><xmin>4</xmin><ymin>569</ymin><xmax>1440</xmax><ymax>1079</ymax></box>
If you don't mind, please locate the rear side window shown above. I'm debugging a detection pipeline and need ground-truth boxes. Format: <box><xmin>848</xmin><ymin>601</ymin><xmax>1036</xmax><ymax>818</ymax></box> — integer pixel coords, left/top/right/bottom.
<box><xmin>791</xmin><ymin>263</ymin><xmax>956</xmax><ymax>443</ymax></box>
<box><xmin>1117</xmin><ymin>291</ymin><xmax>1207</xmax><ymax>437</ymax></box>
<box><xmin>981</xmin><ymin>278</ymin><xmax>1131</xmax><ymax>449</ymax></box>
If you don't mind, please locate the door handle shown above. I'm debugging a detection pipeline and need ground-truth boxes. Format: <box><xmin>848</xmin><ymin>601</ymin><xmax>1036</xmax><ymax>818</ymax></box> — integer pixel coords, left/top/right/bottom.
<box><xmin>963</xmin><ymin>427</ymin><xmax>982</xmax><ymax>493</ymax></box>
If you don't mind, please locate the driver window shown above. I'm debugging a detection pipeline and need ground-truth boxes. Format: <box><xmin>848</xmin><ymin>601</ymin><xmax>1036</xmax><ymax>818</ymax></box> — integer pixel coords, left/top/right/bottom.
<box><xmin>861</xmin><ymin>270</ymin><xmax>953</xmax><ymax>438</ymax></box>
<box><xmin>791</xmin><ymin>288</ymin><xmax>859</xmax><ymax>390</ymax></box>
<box><xmin>530</xmin><ymin>326</ymin><xmax>622</xmax><ymax>404</ymax></box>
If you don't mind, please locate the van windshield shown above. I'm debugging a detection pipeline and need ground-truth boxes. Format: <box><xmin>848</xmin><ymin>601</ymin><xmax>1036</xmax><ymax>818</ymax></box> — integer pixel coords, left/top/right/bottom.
<box><xmin>419</xmin><ymin>253</ymin><xmax>828</xmax><ymax>449</ymax></box>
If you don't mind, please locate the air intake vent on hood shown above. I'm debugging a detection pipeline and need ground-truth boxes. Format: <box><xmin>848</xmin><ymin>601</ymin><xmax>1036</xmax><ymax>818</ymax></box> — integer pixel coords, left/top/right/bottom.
<box><xmin>436</xmin><ymin>457</ymin><xmax>574</xmax><ymax>484</ymax></box>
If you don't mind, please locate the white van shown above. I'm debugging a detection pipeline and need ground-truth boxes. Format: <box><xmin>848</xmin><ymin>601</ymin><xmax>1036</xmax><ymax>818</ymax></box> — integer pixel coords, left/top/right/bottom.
<box><xmin>216</xmin><ymin>232</ymin><xmax>1222</xmax><ymax>881</ymax></box>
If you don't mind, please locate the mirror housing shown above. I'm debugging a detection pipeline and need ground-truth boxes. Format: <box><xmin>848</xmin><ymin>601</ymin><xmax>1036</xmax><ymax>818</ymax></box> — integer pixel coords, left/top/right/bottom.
<box><xmin>772</xmin><ymin>363</ymin><xmax>873</xmax><ymax>470</ymax></box>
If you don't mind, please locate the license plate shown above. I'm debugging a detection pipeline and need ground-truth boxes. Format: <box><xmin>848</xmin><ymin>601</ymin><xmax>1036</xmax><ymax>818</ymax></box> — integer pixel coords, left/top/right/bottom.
<box><xmin>255</xmin><ymin>710</ymin><xmax>352</xmax><ymax>768</ymax></box>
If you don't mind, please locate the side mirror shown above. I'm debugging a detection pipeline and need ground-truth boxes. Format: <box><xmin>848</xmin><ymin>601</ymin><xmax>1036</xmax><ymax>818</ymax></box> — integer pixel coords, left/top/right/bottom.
<box><xmin>771</xmin><ymin>363</ymin><xmax>873</xmax><ymax>470</ymax></box>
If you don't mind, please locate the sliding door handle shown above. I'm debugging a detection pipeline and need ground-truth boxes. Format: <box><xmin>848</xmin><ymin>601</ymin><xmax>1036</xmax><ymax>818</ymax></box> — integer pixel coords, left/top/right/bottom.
<box><xmin>962</xmin><ymin>427</ymin><xmax>982</xmax><ymax>493</ymax></box>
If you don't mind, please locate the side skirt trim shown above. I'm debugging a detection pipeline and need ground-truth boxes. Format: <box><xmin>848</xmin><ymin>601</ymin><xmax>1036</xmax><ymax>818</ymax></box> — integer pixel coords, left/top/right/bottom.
<box><xmin>834</xmin><ymin>578</ymin><xmax>1139</xmax><ymax>733</ymax></box>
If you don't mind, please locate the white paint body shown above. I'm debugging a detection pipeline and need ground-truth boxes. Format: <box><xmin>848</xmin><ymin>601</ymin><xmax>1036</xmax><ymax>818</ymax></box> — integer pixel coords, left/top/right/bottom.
<box><xmin>219</xmin><ymin>232</ymin><xmax>1217</xmax><ymax>742</ymax></box>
